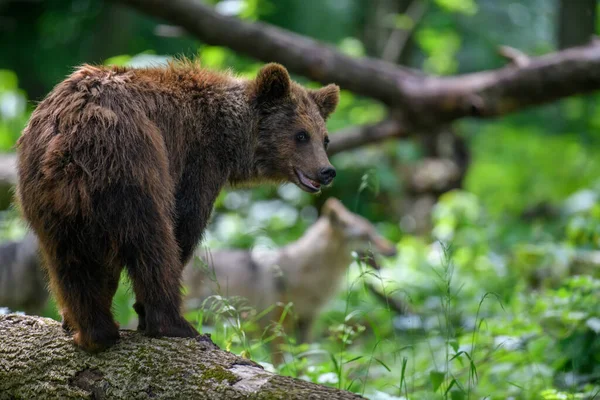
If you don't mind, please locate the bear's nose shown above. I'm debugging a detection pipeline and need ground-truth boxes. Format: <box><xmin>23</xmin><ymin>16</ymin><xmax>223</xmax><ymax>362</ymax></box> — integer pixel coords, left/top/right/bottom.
<box><xmin>318</xmin><ymin>167</ymin><xmax>336</xmax><ymax>184</ymax></box>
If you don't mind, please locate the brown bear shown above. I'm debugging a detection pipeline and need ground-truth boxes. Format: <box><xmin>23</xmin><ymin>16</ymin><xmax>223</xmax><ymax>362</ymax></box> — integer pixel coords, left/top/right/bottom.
<box><xmin>15</xmin><ymin>61</ymin><xmax>339</xmax><ymax>352</ymax></box>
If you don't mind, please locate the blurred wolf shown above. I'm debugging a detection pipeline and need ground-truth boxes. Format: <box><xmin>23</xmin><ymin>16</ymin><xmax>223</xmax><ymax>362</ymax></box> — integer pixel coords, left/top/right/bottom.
<box><xmin>183</xmin><ymin>197</ymin><xmax>397</xmax><ymax>362</ymax></box>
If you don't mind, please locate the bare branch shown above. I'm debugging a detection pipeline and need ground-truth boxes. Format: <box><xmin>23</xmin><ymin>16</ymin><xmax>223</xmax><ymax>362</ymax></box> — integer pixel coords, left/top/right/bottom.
<box><xmin>381</xmin><ymin>0</ymin><xmax>429</xmax><ymax>63</ymax></box>
<box><xmin>406</xmin><ymin>42</ymin><xmax>600</xmax><ymax>122</ymax></box>
<box><xmin>497</xmin><ymin>45</ymin><xmax>530</xmax><ymax>67</ymax></box>
<box><xmin>327</xmin><ymin>119</ymin><xmax>407</xmax><ymax>155</ymax></box>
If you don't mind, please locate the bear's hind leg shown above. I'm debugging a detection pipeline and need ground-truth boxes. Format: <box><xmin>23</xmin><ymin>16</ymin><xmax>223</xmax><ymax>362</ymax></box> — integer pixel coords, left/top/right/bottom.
<box><xmin>39</xmin><ymin>248</ymin><xmax>77</xmax><ymax>335</ymax></box>
<box><xmin>46</xmin><ymin>240</ymin><xmax>121</xmax><ymax>352</ymax></box>
<box><xmin>124</xmin><ymin>208</ymin><xmax>199</xmax><ymax>339</ymax></box>
<box><xmin>60</xmin><ymin>308</ymin><xmax>76</xmax><ymax>334</ymax></box>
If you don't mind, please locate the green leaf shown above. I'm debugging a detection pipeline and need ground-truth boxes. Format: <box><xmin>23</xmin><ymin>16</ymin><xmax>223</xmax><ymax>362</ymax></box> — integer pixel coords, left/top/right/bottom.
<box><xmin>374</xmin><ymin>358</ymin><xmax>391</xmax><ymax>372</ymax></box>
<box><xmin>450</xmin><ymin>389</ymin><xmax>466</xmax><ymax>400</ymax></box>
<box><xmin>444</xmin><ymin>379</ymin><xmax>457</xmax><ymax>396</ymax></box>
<box><xmin>430</xmin><ymin>370</ymin><xmax>445</xmax><ymax>392</ymax></box>
<box><xmin>449</xmin><ymin>339</ymin><xmax>459</xmax><ymax>352</ymax></box>
<box><xmin>399</xmin><ymin>357</ymin><xmax>408</xmax><ymax>393</ymax></box>
<box><xmin>343</xmin><ymin>355</ymin><xmax>364</xmax><ymax>364</ymax></box>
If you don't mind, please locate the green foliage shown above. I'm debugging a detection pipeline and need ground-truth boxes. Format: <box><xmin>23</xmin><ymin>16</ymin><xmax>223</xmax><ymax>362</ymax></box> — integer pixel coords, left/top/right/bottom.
<box><xmin>466</xmin><ymin>126</ymin><xmax>600</xmax><ymax>216</ymax></box>
<box><xmin>567</xmin><ymin>203</ymin><xmax>600</xmax><ymax>248</ymax></box>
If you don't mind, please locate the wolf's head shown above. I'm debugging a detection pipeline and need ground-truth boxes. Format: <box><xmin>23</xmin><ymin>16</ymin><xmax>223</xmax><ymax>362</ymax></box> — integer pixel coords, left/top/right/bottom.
<box><xmin>321</xmin><ymin>198</ymin><xmax>397</xmax><ymax>262</ymax></box>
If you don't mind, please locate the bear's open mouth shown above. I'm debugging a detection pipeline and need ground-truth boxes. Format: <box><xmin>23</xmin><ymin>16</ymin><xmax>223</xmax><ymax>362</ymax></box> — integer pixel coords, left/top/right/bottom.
<box><xmin>294</xmin><ymin>168</ymin><xmax>321</xmax><ymax>193</ymax></box>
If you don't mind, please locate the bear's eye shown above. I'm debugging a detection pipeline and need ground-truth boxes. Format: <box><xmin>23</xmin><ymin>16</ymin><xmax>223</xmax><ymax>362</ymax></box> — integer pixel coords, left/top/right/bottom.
<box><xmin>295</xmin><ymin>131</ymin><xmax>309</xmax><ymax>143</ymax></box>
<box><xmin>324</xmin><ymin>136</ymin><xmax>330</xmax><ymax>150</ymax></box>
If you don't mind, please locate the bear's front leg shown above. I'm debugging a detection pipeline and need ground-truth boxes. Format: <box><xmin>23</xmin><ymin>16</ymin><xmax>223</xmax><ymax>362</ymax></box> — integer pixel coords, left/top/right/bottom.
<box><xmin>133</xmin><ymin>301</ymin><xmax>147</xmax><ymax>331</ymax></box>
<box><xmin>173</xmin><ymin>165</ymin><xmax>221</xmax><ymax>267</ymax></box>
<box><xmin>132</xmin><ymin>159</ymin><xmax>224</xmax><ymax>334</ymax></box>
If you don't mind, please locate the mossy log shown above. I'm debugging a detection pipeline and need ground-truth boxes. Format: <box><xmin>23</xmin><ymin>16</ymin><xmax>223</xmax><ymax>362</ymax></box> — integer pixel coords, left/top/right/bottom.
<box><xmin>0</xmin><ymin>314</ymin><xmax>363</xmax><ymax>399</ymax></box>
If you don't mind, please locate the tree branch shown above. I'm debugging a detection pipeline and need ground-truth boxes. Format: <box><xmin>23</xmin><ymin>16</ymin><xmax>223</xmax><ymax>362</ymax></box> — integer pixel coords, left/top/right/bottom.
<box><xmin>114</xmin><ymin>0</ymin><xmax>600</xmax><ymax>124</ymax></box>
<box><xmin>381</xmin><ymin>0</ymin><xmax>429</xmax><ymax>63</ymax></box>
<box><xmin>6</xmin><ymin>1</ymin><xmax>600</xmax><ymax>183</ymax></box>
<box><xmin>497</xmin><ymin>45</ymin><xmax>530</xmax><ymax>67</ymax></box>
<box><xmin>0</xmin><ymin>314</ymin><xmax>363</xmax><ymax>399</ymax></box>
<box><xmin>327</xmin><ymin>119</ymin><xmax>407</xmax><ymax>155</ymax></box>
<box><xmin>405</xmin><ymin>43</ymin><xmax>600</xmax><ymax>122</ymax></box>
<box><xmin>112</xmin><ymin>0</ymin><xmax>421</xmax><ymax>106</ymax></box>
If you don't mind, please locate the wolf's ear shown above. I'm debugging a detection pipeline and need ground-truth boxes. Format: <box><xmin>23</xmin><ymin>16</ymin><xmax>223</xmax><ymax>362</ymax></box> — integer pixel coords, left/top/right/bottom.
<box><xmin>327</xmin><ymin>207</ymin><xmax>342</xmax><ymax>227</ymax></box>
<box><xmin>309</xmin><ymin>84</ymin><xmax>340</xmax><ymax>119</ymax></box>
<box><xmin>322</xmin><ymin>197</ymin><xmax>345</xmax><ymax>227</ymax></box>
<box><xmin>255</xmin><ymin>63</ymin><xmax>291</xmax><ymax>102</ymax></box>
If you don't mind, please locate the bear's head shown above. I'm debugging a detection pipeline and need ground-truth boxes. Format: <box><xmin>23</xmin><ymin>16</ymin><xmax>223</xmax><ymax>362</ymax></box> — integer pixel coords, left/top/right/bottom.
<box><xmin>250</xmin><ymin>63</ymin><xmax>339</xmax><ymax>193</ymax></box>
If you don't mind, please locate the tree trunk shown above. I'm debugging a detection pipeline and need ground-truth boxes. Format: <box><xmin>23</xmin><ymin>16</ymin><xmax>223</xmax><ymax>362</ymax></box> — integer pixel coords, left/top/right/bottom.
<box><xmin>0</xmin><ymin>314</ymin><xmax>363</xmax><ymax>399</ymax></box>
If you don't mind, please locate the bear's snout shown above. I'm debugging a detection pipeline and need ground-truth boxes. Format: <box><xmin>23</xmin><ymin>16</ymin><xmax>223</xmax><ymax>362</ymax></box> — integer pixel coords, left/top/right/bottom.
<box><xmin>318</xmin><ymin>166</ymin><xmax>336</xmax><ymax>185</ymax></box>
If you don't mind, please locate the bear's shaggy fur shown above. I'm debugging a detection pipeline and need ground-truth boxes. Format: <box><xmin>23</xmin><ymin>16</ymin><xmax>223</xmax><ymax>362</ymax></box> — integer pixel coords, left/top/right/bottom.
<box><xmin>16</xmin><ymin>61</ymin><xmax>339</xmax><ymax>352</ymax></box>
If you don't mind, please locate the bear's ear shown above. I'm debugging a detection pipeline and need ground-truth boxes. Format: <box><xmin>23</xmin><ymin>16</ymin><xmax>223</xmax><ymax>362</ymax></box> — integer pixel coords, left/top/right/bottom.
<box><xmin>254</xmin><ymin>63</ymin><xmax>291</xmax><ymax>102</ymax></box>
<box><xmin>309</xmin><ymin>84</ymin><xmax>340</xmax><ymax>119</ymax></box>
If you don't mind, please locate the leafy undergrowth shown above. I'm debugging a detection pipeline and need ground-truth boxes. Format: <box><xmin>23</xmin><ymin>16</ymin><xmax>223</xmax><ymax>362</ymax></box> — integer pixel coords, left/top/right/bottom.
<box><xmin>178</xmin><ymin>186</ymin><xmax>600</xmax><ymax>400</ymax></box>
<box><xmin>173</xmin><ymin>126</ymin><xmax>600</xmax><ymax>399</ymax></box>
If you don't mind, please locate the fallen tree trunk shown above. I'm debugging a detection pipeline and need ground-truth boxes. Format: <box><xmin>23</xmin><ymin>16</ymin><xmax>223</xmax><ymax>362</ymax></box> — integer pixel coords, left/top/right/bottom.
<box><xmin>0</xmin><ymin>314</ymin><xmax>363</xmax><ymax>399</ymax></box>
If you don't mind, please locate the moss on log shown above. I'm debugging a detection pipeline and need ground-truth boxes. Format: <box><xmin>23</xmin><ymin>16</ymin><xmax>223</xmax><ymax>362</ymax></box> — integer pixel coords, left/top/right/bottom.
<box><xmin>0</xmin><ymin>314</ymin><xmax>363</xmax><ymax>399</ymax></box>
